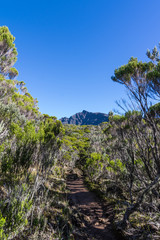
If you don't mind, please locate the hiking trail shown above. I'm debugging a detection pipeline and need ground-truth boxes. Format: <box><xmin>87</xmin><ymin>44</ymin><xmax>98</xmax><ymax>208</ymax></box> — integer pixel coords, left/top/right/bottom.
<box><xmin>67</xmin><ymin>173</ymin><xmax>123</xmax><ymax>240</ymax></box>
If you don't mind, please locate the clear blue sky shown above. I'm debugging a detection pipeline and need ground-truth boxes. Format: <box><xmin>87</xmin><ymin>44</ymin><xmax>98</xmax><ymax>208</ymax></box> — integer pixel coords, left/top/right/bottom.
<box><xmin>1</xmin><ymin>0</ymin><xmax>160</xmax><ymax>118</ymax></box>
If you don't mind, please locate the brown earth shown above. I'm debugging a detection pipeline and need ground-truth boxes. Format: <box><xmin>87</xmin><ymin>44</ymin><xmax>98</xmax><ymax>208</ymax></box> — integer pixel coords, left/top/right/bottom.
<box><xmin>67</xmin><ymin>174</ymin><xmax>123</xmax><ymax>240</ymax></box>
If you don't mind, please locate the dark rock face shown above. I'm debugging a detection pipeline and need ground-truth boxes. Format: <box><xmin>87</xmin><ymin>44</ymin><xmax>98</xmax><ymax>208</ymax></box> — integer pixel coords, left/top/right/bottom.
<box><xmin>60</xmin><ymin>110</ymin><xmax>109</xmax><ymax>125</ymax></box>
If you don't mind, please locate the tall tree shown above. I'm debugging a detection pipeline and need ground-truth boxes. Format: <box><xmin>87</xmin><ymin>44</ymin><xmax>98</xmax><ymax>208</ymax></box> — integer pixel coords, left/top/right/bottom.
<box><xmin>0</xmin><ymin>26</ymin><xmax>18</xmax><ymax>76</ymax></box>
<box><xmin>111</xmin><ymin>46</ymin><xmax>160</xmax><ymax>227</ymax></box>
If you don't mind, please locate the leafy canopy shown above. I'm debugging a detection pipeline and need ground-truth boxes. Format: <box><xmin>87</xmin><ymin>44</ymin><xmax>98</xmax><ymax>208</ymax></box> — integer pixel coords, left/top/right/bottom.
<box><xmin>0</xmin><ymin>26</ymin><xmax>18</xmax><ymax>77</ymax></box>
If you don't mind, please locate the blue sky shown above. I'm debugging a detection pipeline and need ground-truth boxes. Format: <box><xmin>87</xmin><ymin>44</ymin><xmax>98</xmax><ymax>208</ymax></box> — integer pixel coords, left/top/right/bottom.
<box><xmin>1</xmin><ymin>0</ymin><xmax>160</xmax><ymax>118</ymax></box>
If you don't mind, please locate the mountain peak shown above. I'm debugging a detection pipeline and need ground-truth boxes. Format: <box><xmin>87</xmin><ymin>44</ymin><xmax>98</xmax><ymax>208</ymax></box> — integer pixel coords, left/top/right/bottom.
<box><xmin>60</xmin><ymin>110</ymin><xmax>109</xmax><ymax>125</ymax></box>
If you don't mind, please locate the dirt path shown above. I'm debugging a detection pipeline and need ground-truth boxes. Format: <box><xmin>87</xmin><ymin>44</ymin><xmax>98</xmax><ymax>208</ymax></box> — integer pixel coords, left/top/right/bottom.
<box><xmin>67</xmin><ymin>174</ymin><xmax>122</xmax><ymax>240</ymax></box>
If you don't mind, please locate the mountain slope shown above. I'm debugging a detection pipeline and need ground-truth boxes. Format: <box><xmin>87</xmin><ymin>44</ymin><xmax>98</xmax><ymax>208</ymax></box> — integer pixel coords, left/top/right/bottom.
<box><xmin>60</xmin><ymin>110</ymin><xmax>109</xmax><ymax>125</ymax></box>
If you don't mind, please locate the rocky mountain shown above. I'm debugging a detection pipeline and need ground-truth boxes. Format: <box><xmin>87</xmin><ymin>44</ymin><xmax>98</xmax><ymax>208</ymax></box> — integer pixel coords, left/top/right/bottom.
<box><xmin>60</xmin><ymin>110</ymin><xmax>109</xmax><ymax>125</ymax></box>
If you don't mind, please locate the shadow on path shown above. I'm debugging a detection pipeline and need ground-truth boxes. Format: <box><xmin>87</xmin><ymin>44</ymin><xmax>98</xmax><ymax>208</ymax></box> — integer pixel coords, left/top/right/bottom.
<box><xmin>67</xmin><ymin>174</ymin><xmax>124</xmax><ymax>240</ymax></box>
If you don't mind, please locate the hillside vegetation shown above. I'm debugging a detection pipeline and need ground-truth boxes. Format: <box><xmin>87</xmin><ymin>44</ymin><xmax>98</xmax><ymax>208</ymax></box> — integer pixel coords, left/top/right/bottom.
<box><xmin>0</xmin><ymin>26</ymin><xmax>160</xmax><ymax>240</ymax></box>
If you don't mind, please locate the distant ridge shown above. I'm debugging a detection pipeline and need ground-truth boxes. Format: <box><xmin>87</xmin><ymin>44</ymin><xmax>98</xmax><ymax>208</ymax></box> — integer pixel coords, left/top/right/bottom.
<box><xmin>60</xmin><ymin>110</ymin><xmax>109</xmax><ymax>125</ymax></box>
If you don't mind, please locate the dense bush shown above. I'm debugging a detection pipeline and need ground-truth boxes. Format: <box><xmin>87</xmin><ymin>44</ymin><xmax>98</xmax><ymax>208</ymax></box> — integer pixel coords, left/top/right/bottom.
<box><xmin>0</xmin><ymin>26</ymin><xmax>73</xmax><ymax>240</ymax></box>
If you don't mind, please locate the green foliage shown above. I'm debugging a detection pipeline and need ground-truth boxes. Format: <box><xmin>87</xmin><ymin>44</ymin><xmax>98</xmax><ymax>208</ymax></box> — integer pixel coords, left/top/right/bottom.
<box><xmin>149</xmin><ymin>102</ymin><xmax>160</xmax><ymax>117</ymax></box>
<box><xmin>0</xmin><ymin>211</ymin><xmax>7</xmax><ymax>240</ymax></box>
<box><xmin>84</xmin><ymin>152</ymin><xmax>104</xmax><ymax>181</ymax></box>
<box><xmin>107</xmin><ymin>158</ymin><xmax>125</xmax><ymax>173</ymax></box>
<box><xmin>0</xmin><ymin>26</ymin><xmax>18</xmax><ymax>75</ymax></box>
<box><xmin>1</xmin><ymin>184</ymin><xmax>32</xmax><ymax>238</ymax></box>
<box><xmin>43</xmin><ymin>118</ymin><xmax>63</xmax><ymax>142</ymax></box>
<box><xmin>110</xmin><ymin>114</ymin><xmax>126</xmax><ymax>122</ymax></box>
<box><xmin>8</xmin><ymin>67</ymin><xmax>18</xmax><ymax>79</ymax></box>
<box><xmin>111</xmin><ymin>57</ymin><xmax>154</xmax><ymax>85</ymax></box>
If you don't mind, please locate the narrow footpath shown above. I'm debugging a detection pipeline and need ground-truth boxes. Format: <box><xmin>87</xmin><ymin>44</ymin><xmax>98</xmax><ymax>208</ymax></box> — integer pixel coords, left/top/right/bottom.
<box><xmin>67</xmin><ymin>174</ymin><xmax>122</xmax><ymax>240</ymax></box>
